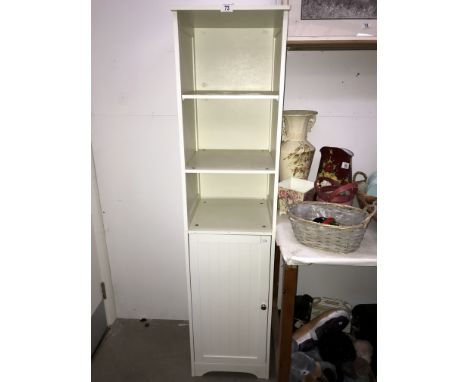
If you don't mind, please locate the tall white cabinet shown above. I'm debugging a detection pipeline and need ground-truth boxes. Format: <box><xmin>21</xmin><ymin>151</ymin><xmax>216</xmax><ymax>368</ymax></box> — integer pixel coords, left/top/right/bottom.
<box><xmin>172</xmin><ymin>6</ymin><xmax>289</xmax><ymax>378</ymax></box>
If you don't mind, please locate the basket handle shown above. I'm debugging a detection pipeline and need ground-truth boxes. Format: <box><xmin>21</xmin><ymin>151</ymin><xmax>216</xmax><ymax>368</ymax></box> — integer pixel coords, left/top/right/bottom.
<box><xmin>353</xmin><ymin>171</ymin><xmax>367</xmax><ymax>183</ymax></box>
<box><xmin>328</xmin><ymin>182</ymin><xmax>358</xmax><ymax>200</ymax></box>
<box><xmin>362</xmin><ymin>201</ymin><xmax>377</xmax><ymax>227</ymax></box>
<box><xmin>314</xmin><ymin>177</ymin><xmax>358</xmax><ymax>204</ymax></box>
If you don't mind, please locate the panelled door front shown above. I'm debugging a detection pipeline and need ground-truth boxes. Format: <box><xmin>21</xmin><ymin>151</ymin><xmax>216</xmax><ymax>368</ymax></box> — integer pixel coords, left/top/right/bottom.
<box><xmin>189</xmin><ymin>234</ymin><xmax>271</xmax><ymax>366</ymax></box>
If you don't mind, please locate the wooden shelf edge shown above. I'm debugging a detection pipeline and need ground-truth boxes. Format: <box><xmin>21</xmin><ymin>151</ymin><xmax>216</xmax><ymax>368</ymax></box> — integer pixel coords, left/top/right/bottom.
<box><xmin>287</xmin><ymin>39</ymin><xmax>377</xmax><ymax>51</ymax></box>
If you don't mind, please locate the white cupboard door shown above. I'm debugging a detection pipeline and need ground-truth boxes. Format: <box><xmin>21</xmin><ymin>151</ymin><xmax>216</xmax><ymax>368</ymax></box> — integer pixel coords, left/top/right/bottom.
<box><xmin>189</xmin><ymin>234</ymin><xmax>271</xmax><ymax>365</ymax></box>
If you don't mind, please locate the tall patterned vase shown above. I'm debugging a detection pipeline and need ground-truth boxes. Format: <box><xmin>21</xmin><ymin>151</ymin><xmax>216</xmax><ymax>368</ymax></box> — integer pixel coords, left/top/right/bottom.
<box><xmin>279</xmin><ymin>110</ymin><xmax>318</xmax><ymax>181</ymax></box>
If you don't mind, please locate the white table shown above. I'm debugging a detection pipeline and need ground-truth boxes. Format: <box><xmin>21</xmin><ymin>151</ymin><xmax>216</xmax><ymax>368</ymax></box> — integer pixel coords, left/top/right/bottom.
<box><xmin>272</xmin><ymin>214</ymin><xmax>377</xmax><ymax>381</ymax></box>
<box><xmin>276</xmin><ymin>214</ymin><xmax>377</xmax><ymax>266</ymax></box>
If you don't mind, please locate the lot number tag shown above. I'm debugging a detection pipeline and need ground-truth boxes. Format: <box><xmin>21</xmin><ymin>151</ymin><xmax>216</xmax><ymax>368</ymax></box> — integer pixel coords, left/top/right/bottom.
<box><xmin>221</xmin><ymin>3</ymin><xmax>234</xmax><ymax>12</ymax></box>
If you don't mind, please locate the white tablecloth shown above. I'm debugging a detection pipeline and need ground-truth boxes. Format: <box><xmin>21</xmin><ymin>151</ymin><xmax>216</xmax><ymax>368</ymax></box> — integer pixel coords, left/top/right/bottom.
<box><xmin>276</xmin><ymin>214</ymin><xmax>377</xmax><ymax>266</ymax></box>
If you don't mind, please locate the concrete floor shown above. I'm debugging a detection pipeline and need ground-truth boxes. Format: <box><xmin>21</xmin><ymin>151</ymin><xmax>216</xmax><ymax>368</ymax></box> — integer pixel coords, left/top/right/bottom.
<box><xmin>92</xmin><ymin>319</ymin><xmax>277</xmax><ymax>382</ymax></box>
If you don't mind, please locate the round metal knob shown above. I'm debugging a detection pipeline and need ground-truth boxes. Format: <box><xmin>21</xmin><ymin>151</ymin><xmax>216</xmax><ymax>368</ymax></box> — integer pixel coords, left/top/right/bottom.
<box><xmin>260</xmin><ymin>304</ymin><xmax>267</xmax><ymax>310</ymax></box>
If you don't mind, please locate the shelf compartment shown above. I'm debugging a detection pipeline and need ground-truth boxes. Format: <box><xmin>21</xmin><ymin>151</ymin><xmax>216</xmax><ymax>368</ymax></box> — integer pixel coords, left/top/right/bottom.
<box><xmin>176</xmin><ymin>10</ymin><xmax>285</xmax><ymax>93</ymax></box>
<box><xmin>182</xmin><ymin>91</ymin><xmax>279</xmax><ymax>100</ymax></box>
<box><xmin>182</xmin><ymin>98</ymin><xmax>278</xmax><ymax>152</ymax></box>
<box><xmin>188</xmin><ymin>198</ymin><xmax>272</xmax><ymax>234</ymax></box>
<box><xmin>186</xmin><ymin>150</ymin><xmax>275</xmax><ymax>173</ymax></box>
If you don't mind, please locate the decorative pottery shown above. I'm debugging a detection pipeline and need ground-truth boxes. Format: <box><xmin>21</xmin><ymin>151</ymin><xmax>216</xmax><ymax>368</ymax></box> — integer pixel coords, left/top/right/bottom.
<box><xmin>315</xmin><ymin>146</ymin><xmax>354</xmax><ymax>185</ymax></box>
<box><xmin>278</xmin><ymin>177</ymin><xmax>314</xmax><ymax>215</ymax></box>
<box><xmin>279</xmin><ymin>110</ymin><xmax>318</xmax><ymax>181</ymax></box>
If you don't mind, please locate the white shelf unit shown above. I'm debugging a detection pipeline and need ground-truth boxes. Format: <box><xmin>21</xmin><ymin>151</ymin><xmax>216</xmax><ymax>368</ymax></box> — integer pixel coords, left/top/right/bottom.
<box><xmin>173</xmin><ymin>6</ymin><xmax>288</xmax><ymax>379</ymax></box>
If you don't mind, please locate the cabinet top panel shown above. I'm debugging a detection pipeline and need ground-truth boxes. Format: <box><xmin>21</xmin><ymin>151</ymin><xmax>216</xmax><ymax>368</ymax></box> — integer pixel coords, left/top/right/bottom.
<box><xmin>172</xmin><ymin>5</ymin><xmax>289</xmax><ymax>11</ymax></box>
<box><xmin>174</xmin><ymin>8</ymin><xmax>287</xmax><ymax>29</ymax></box>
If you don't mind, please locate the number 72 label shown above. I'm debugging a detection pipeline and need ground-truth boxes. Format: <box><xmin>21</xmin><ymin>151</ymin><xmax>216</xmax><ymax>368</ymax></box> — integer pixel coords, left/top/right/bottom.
<box><xmin>221</xmin><ymin>3</ymin><xmax>234</xmax><ymax>12</ymax></box>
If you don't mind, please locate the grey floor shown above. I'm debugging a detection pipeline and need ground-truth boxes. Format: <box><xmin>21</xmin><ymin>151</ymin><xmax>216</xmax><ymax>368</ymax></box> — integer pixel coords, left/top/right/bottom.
<box><xmin>92</xmin><ymin>319</ymin><xmax>277</xmax><ymax>382</ymax></box>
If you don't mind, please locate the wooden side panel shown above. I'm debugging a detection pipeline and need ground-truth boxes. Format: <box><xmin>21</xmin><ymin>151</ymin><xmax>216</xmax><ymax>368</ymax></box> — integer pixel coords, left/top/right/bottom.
<box><xmin>277</xmin><ymin>264</ymin><xmax>298</xmax><ymax>382</ymax></box>
<box><xmin>189</xmin><ymin>234</ymin><xmax>271</xmax><ymax>366</ymax></box>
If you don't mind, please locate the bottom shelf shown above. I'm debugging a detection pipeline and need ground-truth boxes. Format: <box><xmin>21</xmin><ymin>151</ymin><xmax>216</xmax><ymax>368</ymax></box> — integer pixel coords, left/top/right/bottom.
<box><xmin>188</xmin><ymin>198</ymin><xmax>272</xmax><ymax>234</ymax></box>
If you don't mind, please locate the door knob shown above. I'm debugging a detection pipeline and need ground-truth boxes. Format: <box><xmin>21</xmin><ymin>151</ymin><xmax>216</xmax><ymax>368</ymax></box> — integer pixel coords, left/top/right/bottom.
<box><xmin>260</xmin><ymin>304</ymin><xmax>267</xmax><ymax>310</ymax></box>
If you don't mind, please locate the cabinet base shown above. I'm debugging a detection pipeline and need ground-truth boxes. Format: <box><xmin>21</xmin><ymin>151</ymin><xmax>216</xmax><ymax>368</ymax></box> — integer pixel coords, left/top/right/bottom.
<box><xmin>193</xmin><ymin>362</ymin><xmax>269</xmax><ymax>379</ymax></box>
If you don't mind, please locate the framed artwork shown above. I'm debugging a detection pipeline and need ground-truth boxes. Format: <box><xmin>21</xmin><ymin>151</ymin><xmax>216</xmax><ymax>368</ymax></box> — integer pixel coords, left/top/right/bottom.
<box><xmin>301</xmin><ymin>0</ymin><xmax>377</xmax><ymax>20</ymax></box>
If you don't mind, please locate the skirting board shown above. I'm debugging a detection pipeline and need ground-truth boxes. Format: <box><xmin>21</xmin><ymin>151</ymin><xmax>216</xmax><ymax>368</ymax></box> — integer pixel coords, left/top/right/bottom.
<box><xmin>193</xmin><ymin>362</ymin><xmax>269</xmax><ymax>379</ymax></box>
<box><xmin>92</xmin><ymin>300</ymin><xmax>108</xmax><ymax>355</ymax></box>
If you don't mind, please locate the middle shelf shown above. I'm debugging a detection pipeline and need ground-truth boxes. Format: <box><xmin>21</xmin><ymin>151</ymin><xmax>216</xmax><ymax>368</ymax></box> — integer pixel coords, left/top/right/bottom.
<box><xmin>185</xmin><ymin>149</ymin><xmax>276</xmax><ymax>173</ymax></box>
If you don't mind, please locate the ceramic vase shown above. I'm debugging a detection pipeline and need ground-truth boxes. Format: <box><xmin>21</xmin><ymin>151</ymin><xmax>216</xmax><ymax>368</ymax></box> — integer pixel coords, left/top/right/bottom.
<box><xmin>278</xmin><ymin>178</ymin><xmax>315</xmax><ymax>215</ymax></box>
<box><xmin>279</xmin><ymin>110</ymin><xmax>318</xmax><ymax>181</ymax></box>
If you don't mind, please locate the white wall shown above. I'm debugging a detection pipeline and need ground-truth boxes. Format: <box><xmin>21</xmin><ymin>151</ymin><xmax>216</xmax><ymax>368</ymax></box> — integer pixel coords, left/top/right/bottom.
<box><xmin>92</xmin><ymin>0</ymin><xmax>186</xmax><ymax>319</ymax></box>
<box><xmin>284</xmin><ymin>50</ymin><xmax>377</xmax><ymax>305</ymax></box>
<box><xmin>284</xmin><ymin>50</ymin><xmax>377</xmax><ymax>180</ymax></box>
<box><xmin>92</xmin><ymin>0</ymin><xmax>376</xmax><ymax>320</ymax></box>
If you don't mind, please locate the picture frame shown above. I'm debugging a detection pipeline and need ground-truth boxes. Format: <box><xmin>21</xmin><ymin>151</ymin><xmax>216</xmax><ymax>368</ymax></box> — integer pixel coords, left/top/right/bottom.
<box><xmin>283</xmin><ymin>0</ymin><xmax>377</xmax><ymax>42</ymax></box>
<box><xmin>301</xmin><ymin>0</ymin><xmax>377</xmax><ymax>20</ymax></box>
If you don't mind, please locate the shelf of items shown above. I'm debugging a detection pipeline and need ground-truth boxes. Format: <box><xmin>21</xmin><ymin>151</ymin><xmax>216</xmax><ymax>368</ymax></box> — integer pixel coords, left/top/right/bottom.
<box><xmin>185</xmin><ymin>149</ymin><xmax>276</xmax><ymax>173</ymax></box>
<box><xmin>188</xmin><ymin>198</ymin><xmax>272</xmax><ymax>234</ymax></box>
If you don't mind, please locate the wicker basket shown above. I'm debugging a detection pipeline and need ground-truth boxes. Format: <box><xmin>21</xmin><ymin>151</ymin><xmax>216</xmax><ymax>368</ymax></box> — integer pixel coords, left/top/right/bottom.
<box><xmin>353</xmin><ymin>171</ymin><xmax>377</xmax><ymax>220</ymax></box>
<box><xmin>287</xmin><ymin>201</ymin><xmax>376</xmax><ymax>253</ymax></box>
